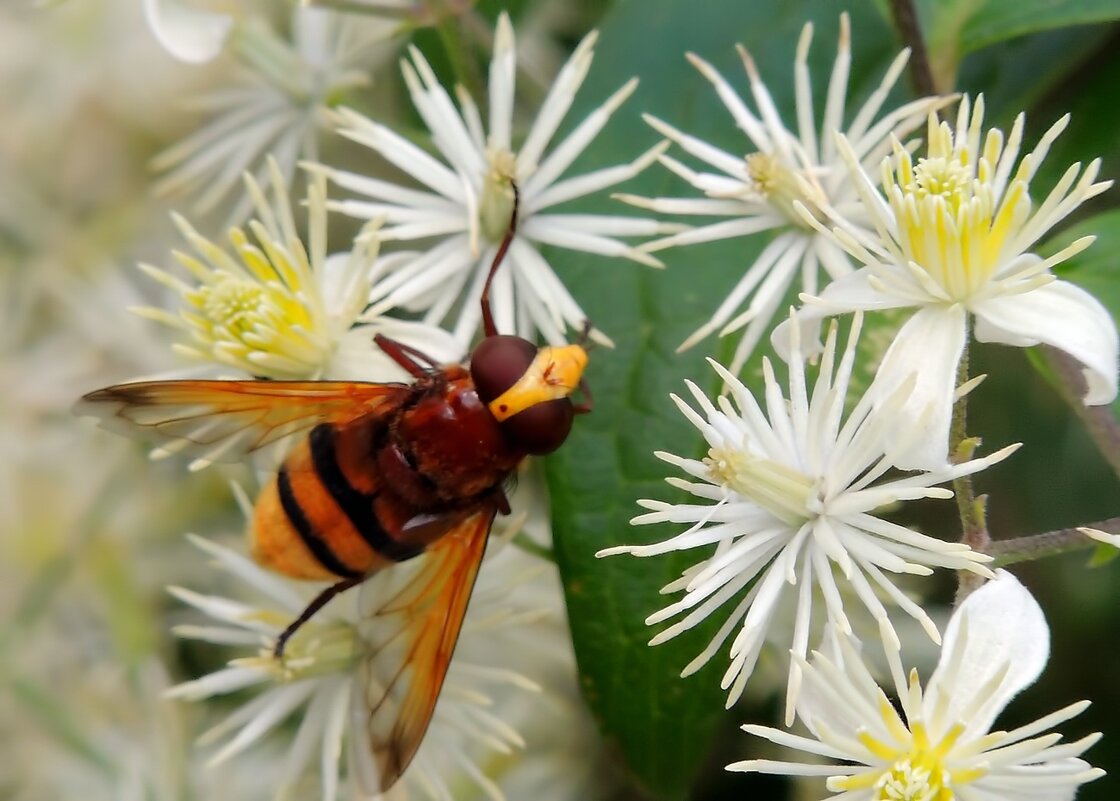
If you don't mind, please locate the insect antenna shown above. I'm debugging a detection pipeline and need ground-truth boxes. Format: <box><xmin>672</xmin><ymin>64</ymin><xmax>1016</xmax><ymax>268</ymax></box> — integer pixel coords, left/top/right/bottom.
<box><xmin>480</xmin><ymin>181</ymin><xmax>520</xmax><ymax>339</ymax></box>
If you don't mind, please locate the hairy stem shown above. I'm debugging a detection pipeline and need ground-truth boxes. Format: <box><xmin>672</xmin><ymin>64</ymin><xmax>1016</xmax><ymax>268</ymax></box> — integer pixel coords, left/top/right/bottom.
<box><xmin>986</xmin><ymin>518</ymin><xmax>1120</xmax><ymax>567</ymax></box>
<box><xmin>951</xmin><ymin>336</ymin><xmax>991</xmax><ymax>603</ymax></box>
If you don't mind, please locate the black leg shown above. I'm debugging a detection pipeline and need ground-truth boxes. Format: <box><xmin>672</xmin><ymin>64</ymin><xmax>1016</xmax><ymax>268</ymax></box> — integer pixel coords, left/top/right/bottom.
<box><xmin>273</xmin><ymin>576</ymin><xmax>363</xmax><ymax>659</ymax></box>
<box><xmin>374</xmin><ymin>334</ymin><xmax>439</xmax><ymax>378</ymax></box>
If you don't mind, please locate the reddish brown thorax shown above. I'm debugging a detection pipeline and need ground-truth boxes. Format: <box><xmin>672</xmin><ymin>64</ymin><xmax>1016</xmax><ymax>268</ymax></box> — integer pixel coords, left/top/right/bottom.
<box><xmin>393</xmin><ymin>366</ymin><xmax>524</xmax><ymax>502</ymax></box>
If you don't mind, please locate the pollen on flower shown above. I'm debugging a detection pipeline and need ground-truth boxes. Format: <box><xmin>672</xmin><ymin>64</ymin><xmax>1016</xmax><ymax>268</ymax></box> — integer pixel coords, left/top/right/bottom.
<box><xmin>873</xmin><ymin>96</ymin><xmax>1078</xmax><ymax>303</ymax></box>
<box><xmin>830</xmin><ymin>701</ymin><xmax>983</xmax><ymax>801</ymax></box>
<box><xmin>704</xmin><ymin>443</ymin><xmax>815</xmax><ymax>526</ymax></box>
<box><xmin>479</xmin><ymin>145</ymin><xmax>519</xmax><ymax>244</ymax></box>
<box><xmin>198</xmin><ymin>278</ymin><xmax>265</xmax><ymax>332</ymax></box>
<box><xmin>905</xmin><ymin>156</ymin><xmax>974</xmax><ymax>208</ymax></box>
<box><xmin>134</xmin><ymin>160</ymin><xmax>395</xmax><ymax>381</ymax></box>
<box><xmin>873</xmin><ymin>758</ymin><xmax>945</xmax><ymax>801</ymax></box>
<box><xmin>246</xmin><ymin>619</ymin><xmax>362</xmax><ymax>683</ymax></box>
<box><xmin>744</xmin><ymin>151</ymin><xmax>824</xmax><ymax>229</ymax></box>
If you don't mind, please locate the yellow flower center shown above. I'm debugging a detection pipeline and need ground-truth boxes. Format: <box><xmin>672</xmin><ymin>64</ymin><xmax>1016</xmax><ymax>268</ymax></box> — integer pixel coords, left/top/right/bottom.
<box><xmin>887</xmin><ymin>112</ymin><xmax>1031</xmax><ymax>303</ymax></box>
<box><xmin>706</xmin><ymin>444</ymin><xmax>815</xmax><ymax>525</ymax></box>
<box><xmin>905</xmin><ymin>157</ymin><xmax>973</xmax><ymax>210</ymax></box>
<box><xmin>480</xmin><ymin>146</ymin><xmax>518</xmax><ymax>243</ymax></box>
<box><xmin>830</xmin><ymin>696</ymin><xmax>988</xmax><ymax>800</ymax></box>
<box><xmin>240</xmin><ymin>616</ymin><xmax>361</xmax><ymax>683</ymax></box>
<box><xmin>746</xmin><ymin>151</ymin><xmax>825</xmax><ymax>229</ymax></box>
<box><xmin>874</xmin><ymin>757</ymin><xmax>951</xmax><ymax>801</ymax></box>
<box><xmin>200</xmin><ymin>276</ymin><xmax>268</xmax><ymax>337</ymax></box>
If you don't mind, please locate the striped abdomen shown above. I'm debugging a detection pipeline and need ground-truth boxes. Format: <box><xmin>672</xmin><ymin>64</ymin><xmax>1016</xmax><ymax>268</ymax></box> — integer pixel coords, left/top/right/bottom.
<box><xmin>251</xmin><ymin>421</ymin><xmax>427</xmax><ymax>580</ymax></box>
<box><xmin>250</xmin><ymin>373</ymin><xmax>524</xmax><ymax>581</ymax></box>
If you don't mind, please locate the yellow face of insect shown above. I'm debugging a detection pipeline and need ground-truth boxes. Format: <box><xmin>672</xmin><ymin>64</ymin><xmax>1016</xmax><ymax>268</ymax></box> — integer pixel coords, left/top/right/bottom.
<box><xmin>487</xmin><ymin>344</ymin><xmax>588</xmax><ymax>422</ymax></box>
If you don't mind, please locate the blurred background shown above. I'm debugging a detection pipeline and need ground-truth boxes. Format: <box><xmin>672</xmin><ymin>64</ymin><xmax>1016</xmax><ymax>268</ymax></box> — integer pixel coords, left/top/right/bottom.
<box><xmin>2</xmin><ymin>1</ymin><xmax>1119</xmax><ymax>800</ymax></box>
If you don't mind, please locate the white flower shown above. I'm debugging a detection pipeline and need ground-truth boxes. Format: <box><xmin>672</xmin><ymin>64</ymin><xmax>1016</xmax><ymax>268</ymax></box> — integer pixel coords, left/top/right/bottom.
<box><xmin>167</xmin><ymin>533</ymin><xmax>552</xmax><ymax>801</ymax></box>
<box><xmin>731</xmin><ymin>570</ymin><xmax>1105</xmax><ymax>801</ymax></box>
<box><xmin>778</xmin><ymin>94</ymin><xmax>1118</xmax><ymax>469</ymax></box>
<box><xmin>319</xmin><ymin>12</ymin><xmax>673</xmax><ymax>347</ymax></box>
<box><xmin>598</xmin><ymin>312</ymin><xmax>1015</xmax><ymax>721</ymax></box>
<box><xmin>617</xmin><ymin>14</ymin><xmax>951</xmax><ymax>374</ymax></box>
<box><xmin>143</xmin><ymin>0</ymin><xmax>234</xmax><ymax>64</ymax></box>
<box><xmin>134</xmin><ymin>158</ymin><xmax>459</xmax><ymax>381</ymax></box>
<box><xmin>153</xmin><ymin>6</ymin><xmax>396</xmax><ymax>222</ymax></box>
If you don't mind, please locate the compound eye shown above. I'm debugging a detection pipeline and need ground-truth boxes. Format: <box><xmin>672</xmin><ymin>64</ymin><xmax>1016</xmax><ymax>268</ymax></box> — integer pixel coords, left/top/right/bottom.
<box><xmin>503</xmin><ymin>398</ymin><xmax>574</xmax><ymax>455</ymax></box>
<box><xmin>471</xmin><ymin>335</ymin><xmax>537</xmax><ymax>404</ymax></box>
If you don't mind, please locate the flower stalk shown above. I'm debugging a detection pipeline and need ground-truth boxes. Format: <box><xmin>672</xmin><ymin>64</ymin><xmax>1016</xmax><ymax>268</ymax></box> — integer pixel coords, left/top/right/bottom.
<box><xmin>950</xmin><ymin>336</ymin><xmax>991</xmax><ymax>602</ymax></box>
<box><xmin>1042</xmin><ymin>344</ymin><xmax>1120</xmax><ymax>481</ymax></box>
<box><xmin>985</xmin><ymin>519</ymin><xmax>1120</xmax><ymax>567</ymax></box>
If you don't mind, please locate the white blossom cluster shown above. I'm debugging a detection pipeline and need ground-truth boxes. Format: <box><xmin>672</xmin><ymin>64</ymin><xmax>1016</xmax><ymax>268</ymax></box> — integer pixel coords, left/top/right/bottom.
<box><xmin>600</xmin><ymin>12</ymin><xmax>1116</xmax><ymax>801</ymax></box>
<box><xmin>6</xmin><ymin>2</ymin><xmax>1118</xmax><ymax>800</ymax></box>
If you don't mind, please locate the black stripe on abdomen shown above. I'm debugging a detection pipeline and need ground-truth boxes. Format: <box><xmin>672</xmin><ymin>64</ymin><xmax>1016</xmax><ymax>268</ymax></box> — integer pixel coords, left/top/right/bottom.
<box><xmin>309</xmin><ymin>425</ymin><xmax>422</xmax><ymax>562</ymax></box>
<box><xmin>276</xmin><ymin>466</ymin><xmax>363</xmax><ymax>579</ymax></box>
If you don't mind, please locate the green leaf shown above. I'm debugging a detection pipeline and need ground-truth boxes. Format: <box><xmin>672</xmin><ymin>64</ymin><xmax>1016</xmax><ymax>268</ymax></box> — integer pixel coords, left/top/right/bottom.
<box><xmin>1088</xmin><ymin>542</ymin><xmax>1120</xmax><ymax>567</ymax></box>
<box><xmin>925</xmin><ymin>0</ymin><xmax>1120</xmax><ymax>90</ymax></box>
<box><xmin>958</xmin><ymin>0</ymin><xmax>1120</xmax><ymax>53</ymax></box>
<box><xmin>543</xmin><ymin>2</ymin><xmax>911</xmax><ymax>796</ymax></box>
<box><xmin>1045</xmin><ymin>208</ymin><xmax>1120</xmax><ymax>327</ymax></box>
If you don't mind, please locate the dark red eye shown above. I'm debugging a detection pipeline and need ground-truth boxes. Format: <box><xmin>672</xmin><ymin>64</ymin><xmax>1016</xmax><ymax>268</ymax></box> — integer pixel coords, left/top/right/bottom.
<box><xmin>470</xmin><ymin>335</ymin><xmax>536</xmax><ymax>404</ymax></box>
<box><xmin>503</xmin><ymin>399</ymin><xmax>574</xmax><ymax>455</ymax></box>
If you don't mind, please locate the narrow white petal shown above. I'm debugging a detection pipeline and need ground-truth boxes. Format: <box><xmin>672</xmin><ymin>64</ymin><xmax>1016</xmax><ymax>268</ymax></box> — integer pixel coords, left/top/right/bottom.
<box><xmin>488</xmin><ymin>13</ymin><xmax>516</xmax><ymax>150</ymax></box>
<box><xmin>518</xmin><ymin>29</ymin><xmax>599</xmax><ymax>174</ymax></box>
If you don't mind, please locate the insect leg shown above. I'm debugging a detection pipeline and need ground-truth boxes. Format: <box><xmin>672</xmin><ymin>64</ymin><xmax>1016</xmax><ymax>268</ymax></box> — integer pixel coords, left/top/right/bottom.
<box><xmin>273</xmin><ymin>576</ymin><xmax>364</xmax><ymax>658</ymax></box>
<box><xmin>480</xmin><ymin>182</ymin><xmax>521</xmax><ymax>338</ymax></box>
<box><xmin>574</xmin><ymin>377</ymin><xmax>594</xmax><ymax>415</ymax></box>
<box><xmin>374</xmin><ymin>334</ymin><xmax>441</xmax><ymax>378</ymax></box>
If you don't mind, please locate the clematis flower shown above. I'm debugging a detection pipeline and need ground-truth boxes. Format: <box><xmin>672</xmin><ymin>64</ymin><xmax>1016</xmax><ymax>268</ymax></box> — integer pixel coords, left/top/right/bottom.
<box><xmin>731</xmin><ymin>570</ymin><xmax>1104</xmax><ymax>800</ymax></box>
<box><xmin>167</xmin><ymin>532</ymin><xmax>554</xmax><ymax>801</ymax></box>
<box><xmin>318</xmin><ymin>12</ymin><xmax>673</xmax><ymax>347</ymax></box>
<box><xmin>133</xmin><ymin>158</ymin><xmax>459</xmax><ymax>382</ymax></box>
<box><xmin>617</xmin><ymin>14</ymin><xmax>952</xmax><ymax>373</ymax></box>
<box><xmin>153</xmin><ymin>6</ymin><xmax>396</xmax><ymax>222</ymax></box>
<box><xmin>776</xmin><ymin>94</ymin><xmax>1118</xmax><ymax>469</ymax></box>
<box><xmin>598</xmin><ymin>312</ymin><xmax>1013</xmax><ymax>721</ymax></box>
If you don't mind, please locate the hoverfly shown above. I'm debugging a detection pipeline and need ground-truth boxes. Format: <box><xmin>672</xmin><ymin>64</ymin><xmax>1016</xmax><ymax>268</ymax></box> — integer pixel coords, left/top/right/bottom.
<box><xmin>77</xmin><ymin>187</ymin><xmax>591</xmax><ymax>791</ymax></box>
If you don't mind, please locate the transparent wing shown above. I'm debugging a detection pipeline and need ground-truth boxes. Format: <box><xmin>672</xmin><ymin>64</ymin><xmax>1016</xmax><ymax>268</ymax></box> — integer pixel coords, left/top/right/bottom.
<box><xmin>349</xmin><ymin>506</ymin><xmax>496</xmax><ymax>793</ymax></box>
<box><xmin>76</xmin><ymin>379</ymin><xmax>410</xmax><ymax>463</ymax></box>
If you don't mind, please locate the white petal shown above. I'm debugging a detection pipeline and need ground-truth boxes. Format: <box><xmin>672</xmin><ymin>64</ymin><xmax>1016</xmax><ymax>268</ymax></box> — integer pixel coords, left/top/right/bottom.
<box><xmin>926</xmin><ymin>569</ymin><xmax>1049</xmax><ymax>738</ymax></box>
<box><xmin>973</xmin><ymin>279</ymin><xmax>1118</xmax><ymax>405</ymax></box>
<box><xmin>143</xmin><ymin>0</ymin><xmax>233</xmax><ymax>64</ymax></box>
<box><xmin>770</xmin><ymin>266</ymin><xmax>911</xmax><ymax>360</ymax></box>
<box><xmin>868</xmin><ymin>306</ymin><xmax>966</xmax><ymax>470</ymax></box>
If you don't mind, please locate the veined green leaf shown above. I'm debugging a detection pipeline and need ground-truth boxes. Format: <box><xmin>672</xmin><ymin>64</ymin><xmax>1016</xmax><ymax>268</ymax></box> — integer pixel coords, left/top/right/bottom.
<box><xmin>543</xmin><ymin>1</ymin><xmax>913</xmax><ymax>796</ymax></box>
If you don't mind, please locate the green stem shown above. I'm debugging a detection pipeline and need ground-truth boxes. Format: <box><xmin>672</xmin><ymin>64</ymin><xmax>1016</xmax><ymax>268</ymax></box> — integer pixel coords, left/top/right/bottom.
<box><xmin>986</xmin><ymin>518</ymin><xmax>1120</xmax><ymax>567</ymax></box>
<box><xmin>950</xmin><ymin>336</ymin><xmax>991</xmax><ymax>603</ymax></box>
<box><xmin>1041</xmin><ymin>345</ymin><xmax>1120</xmax><ymax>481</ymax></box>
<box><xmin>512</xmin><ymin>532</ymin><xmax>557</xmax><ymax>564</ymax></box>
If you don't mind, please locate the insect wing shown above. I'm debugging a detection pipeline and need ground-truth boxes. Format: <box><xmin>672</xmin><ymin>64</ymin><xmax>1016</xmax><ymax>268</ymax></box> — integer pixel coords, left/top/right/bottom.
<box><xmin>349</xmin><ymin>506</ymin><xmax>496</xmax><ymax>792</ymax></box>
<box><xmin>76</xmin><ymin>379</ymin><xmax>410</xmax><ymax>463</ymax></box>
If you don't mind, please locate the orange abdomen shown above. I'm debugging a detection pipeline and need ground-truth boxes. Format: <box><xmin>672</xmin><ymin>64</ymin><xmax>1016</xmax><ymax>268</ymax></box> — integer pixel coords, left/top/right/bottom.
<box><xmin>250</xmin><ymin>373</ymin><xmax>525</xmax><ymax>582</ymax></box>
<box><xmin>251</xmin><ymin>425</ymin><xmax>399</xmax><ymax>580</ymax></box>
